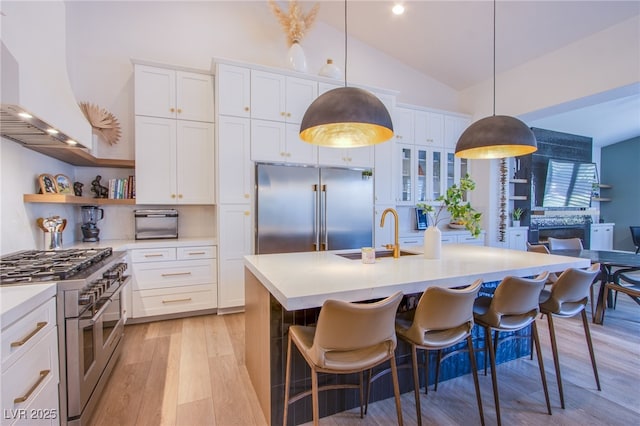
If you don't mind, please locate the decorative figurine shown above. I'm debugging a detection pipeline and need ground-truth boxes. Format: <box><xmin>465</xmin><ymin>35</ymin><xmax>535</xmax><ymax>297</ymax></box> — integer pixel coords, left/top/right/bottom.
<box><xmin>73</xmin><ymin>181</ymin><xmax>84</xmax><ymax>197</ymax></box>
<box><xmin>91</xmin><ymin>175</ymin><xmax>108</xmax><ymax>198</ymax></box>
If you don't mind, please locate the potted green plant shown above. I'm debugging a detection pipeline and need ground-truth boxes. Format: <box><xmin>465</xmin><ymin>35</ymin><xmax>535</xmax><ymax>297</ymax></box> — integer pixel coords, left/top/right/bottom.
<box><xmin>511</xmin><ymin>207</ymin><xmax>524</xmax><ymax>227</ymax></box>
<box><xmin>416</xmin><ymin>174</ymin><xmax>482</xmax><ymax>238</ymax></box>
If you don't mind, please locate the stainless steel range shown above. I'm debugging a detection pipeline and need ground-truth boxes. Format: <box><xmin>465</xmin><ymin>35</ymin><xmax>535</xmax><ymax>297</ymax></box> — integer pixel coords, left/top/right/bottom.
<box><xmin>0</xmin><ymin>247</ymin><xmax>129</xmax><ymax>426</ymax></box>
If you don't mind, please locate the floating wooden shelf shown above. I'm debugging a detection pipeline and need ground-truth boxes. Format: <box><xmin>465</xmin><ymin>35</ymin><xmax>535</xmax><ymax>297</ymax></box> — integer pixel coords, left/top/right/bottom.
<box><xmin>24</xmin><ymin>194</ymin><xmax>135</xmax><ymax>205</ymax></box>
<box><xmin>24</xmin><ymin>145</ymin><xmax>134</xmax><ymax>168</ymax></box>
<box><xmin>598</xmin><ymin>184</ymin><xmax>612</xmax><ymax>189</ymax></box>
<box><xmin>509</xmin><ymin>178</ymin><xmax>528</xmax><ymax>184</ymax></box>
<box><xmin>592</xmin><ymin>197</ymin><xmax>611</xmax><ymax>202</ymax></box>
<box><xmin>509</xmin><ymin>195</ymin><xmax>528</xmax><ymax>201</ymax></box>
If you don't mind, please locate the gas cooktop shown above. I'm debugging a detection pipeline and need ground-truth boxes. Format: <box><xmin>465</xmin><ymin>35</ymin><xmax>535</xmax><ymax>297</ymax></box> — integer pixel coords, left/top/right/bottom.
<box><xmin>0</xmin><ymin>247</ymin><xmax>113</xmax><ymax>284</ymax></box>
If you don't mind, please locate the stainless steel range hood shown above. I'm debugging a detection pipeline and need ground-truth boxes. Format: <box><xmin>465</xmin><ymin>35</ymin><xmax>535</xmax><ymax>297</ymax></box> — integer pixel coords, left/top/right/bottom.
<box><xmin>0</xmin><ymin>1</ymin><xmax>91</xmax><ymax>150</ymax></box>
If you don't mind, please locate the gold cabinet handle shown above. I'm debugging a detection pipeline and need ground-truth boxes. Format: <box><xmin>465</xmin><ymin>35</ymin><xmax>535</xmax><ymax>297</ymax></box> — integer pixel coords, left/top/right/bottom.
<box><xmin>178</xmin><ymin>194</ymin><xmax>183</xmax><ymax>199</ymax></box>
<box><xmin>14</xmin><ymin>370</ymin><xmax>50</xmax><ymax>403</ymax></box>
<box><xmin>177</xmin><ymin>108</ymin><xmax>182</xmax><ymax>114</ymax></box>
<box><xmin>162</xmin><ymin>298</ymin><xmax>192</xmax><ymax>304</ymax></box>
<box><xmin>286</xmin><ymin>112</ymin><xmax>291</xmax><ymax>117</ymax></box>
<box><xmin>11</xmin><ymin>322</ymin><xmax>47</xmax><ymax>347</ymax></box>
<box><xmin>280</xmin><ymin>112</ymin><xmax>286</xmax><ymax>117</ymax></box>
<box><xmin>244</xmin><ymin>193</ymin><xmax>250</xmax><ymax>199</ymax></box>
<box><xmin>171</xmin><ymin>194</ymin><xmax>177</xmax><ymax>199</ymax></box>
<box><xmin>244</xmin><ymin>107</ymin><xmax>250</xmax><ymax>112</ymax></box>
<box><xmin>187</xmin><ymin>251</ymin><xmax>206</xmax><ymax>255</ymax></box>
<box><xmin>244</xmin><ymin>211</ymin><xmax>250</xmax><ymax>216</ymax></box>
<box><xmin>170</xmin><ymin>108</ymin><xmax>175</xmax><ymax>113</ymax></box>
<box><xmin>144</xmin><ymin>253</ymin><xmax>164</xmax><ymax>258</ymax></box>
<box><xmin>161</xmin><ymin>272</ymin><xmax>192</xmax><ymax>277</ymax></box>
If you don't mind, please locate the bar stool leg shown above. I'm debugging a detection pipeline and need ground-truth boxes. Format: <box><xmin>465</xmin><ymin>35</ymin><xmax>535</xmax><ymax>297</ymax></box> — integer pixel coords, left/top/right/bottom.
<box><xmin>532</xmin><ymin>321</ymin><xmax>552</xmax><ymax>415</ymax></box>
<box><xmin>389</xmin><ymin>353</ymin><xmax>404</xmax><ymax>426</ymax></box>
<box><xmin>411</xmin><ymin>345</ymin><xmax>423</xmax><ymax>426</ymax></box>
<box><xmin>546</xmin><ymin>313</ymin><xmax>565</xmax><ymax>409</ymax></box>
<box><xmin>283</xmin><ymin>334</ymin><xmax>293</xmax><ymax>426</ymax></box>
<box><xmin>485</xmin><ymin>327</ymin><xmax>502</xmax><ymax>426</ymax></box>
<box><xmin>467</xmin><ymin>335</ymin><xmax>485</xmax><ymax>426</ymax></box>
<box><xmin>311</xmin><ymin>369</ymin><xmax>319</xmax><ymax>426</ymax></box>
<box><xmin>358</xmin><ymin>371</ymin><xmax>364</xmax><ymax>418</ymax></box>
<box><xmin>424</xmin><ymin>350</ymin><xmax>430</xmax><ymax>394</ymax></box>
<box><xmin>434</xmin><ymin>349</ymin><xmax>442</xmax><ymax>392</ymax></box>
<box><xmin>581</xmin><ymin>309</ymin><xmax>602</xmax><ymax>391</ymax></box>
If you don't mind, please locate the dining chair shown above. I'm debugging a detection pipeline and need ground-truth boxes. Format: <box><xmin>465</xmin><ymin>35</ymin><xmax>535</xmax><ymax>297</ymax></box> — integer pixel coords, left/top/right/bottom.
<box><xmin>602</xmin><ymin>268</ymin><xmax>640</xmax><ymax>324</ymax></box>
<box><xmin>283</xmin><ymin>291</ymin><xmax>404</xmax><ymax>426</ymax></box>
<box><xmin>395</xmin><ymin>279</ymin><xmax>484</xmax><ymax>426</ymax></box>
<box><xmin>473</xmin><ymin>271</ymin><xmax>551</xmax><ymax>426</ymax></box>
<box><xmin>526</xmin><ymin>243</ymin><xmax>559</xmax><ymax>285</ymax></box>
<box><xmin>539</xmin><ymin>263</ymin><xmax>601</xmax><ymax>409</ymax></box>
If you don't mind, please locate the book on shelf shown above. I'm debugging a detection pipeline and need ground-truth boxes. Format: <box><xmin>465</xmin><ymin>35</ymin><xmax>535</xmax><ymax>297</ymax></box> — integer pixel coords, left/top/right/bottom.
<box><xmin>107</xmin><ymin>176</ymin><xmax>136</xmax><ymax>199</ymax></box>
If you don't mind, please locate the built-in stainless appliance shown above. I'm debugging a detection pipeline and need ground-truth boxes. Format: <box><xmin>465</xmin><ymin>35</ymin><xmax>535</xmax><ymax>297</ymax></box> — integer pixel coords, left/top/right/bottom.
<box><xmin>529</xmin><ymin>216</ymin><xmax>592</xmax><ymax>248</ymax></box>
<box><xmin>0</xmin><ymin>248</ymin><xmax>129</xmax><ymax>426</ymax></box>
<box><xmin>81</xmin><ymin>206</ymin><xmax>104</xmax><ymax>242</ymax></box>
<box><xmin>256</xmin><ymin>163</ymin><xmax>373</xmax><ymax>254</ymax></box>
<box><xmin>134</xmin><ymin>209</ymin><xmax>179</xmax><ymax>240</ymax></box>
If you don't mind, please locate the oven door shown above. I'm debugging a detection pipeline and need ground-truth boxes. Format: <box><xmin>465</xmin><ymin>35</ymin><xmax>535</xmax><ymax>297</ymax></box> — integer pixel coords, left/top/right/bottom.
<box><xmin>65</xmin><ymin>286</ymin><xmax>124</xmax><ymax>419</ymax></box>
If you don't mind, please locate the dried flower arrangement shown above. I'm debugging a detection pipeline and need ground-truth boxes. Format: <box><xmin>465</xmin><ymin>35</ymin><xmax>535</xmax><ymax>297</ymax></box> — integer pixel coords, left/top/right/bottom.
<box><xmin>78</xmin><ymin>102</ymin><xmax>121</xmax><ymax>145</ymax></box>
<box><xmin>268</xmin><ymin>0</ymin><xmax>320</xmax><ymax>46</ymax></box>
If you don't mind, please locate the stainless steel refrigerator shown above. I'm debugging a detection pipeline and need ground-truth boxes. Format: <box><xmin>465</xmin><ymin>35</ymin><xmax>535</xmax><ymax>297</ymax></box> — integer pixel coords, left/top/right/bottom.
<box><xmin>256</xmin><ymin>163</ymin><xmax>373</xmax><ymax>254</ymax></box>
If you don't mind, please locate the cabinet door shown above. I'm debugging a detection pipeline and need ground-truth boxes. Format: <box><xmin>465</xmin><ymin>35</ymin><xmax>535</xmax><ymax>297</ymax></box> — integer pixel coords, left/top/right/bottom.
<box><xmin>135</xmin><ymin>116</ymin><xmax>177</xmax><ymax>204</ymax></box>
<box><xmin>347</xmin><ymin>146</ymin><xmax>374</xmax><ymax>168</ymax></box>
<box><xmin>415</xmin><ymin>147</ymin><xmax>428</xmax><ymax>203</ymax></box>
<box><xmin>216</xmin><ymin>63</ymin><xmax>251</xmax><ymax>118</ymax></box>
<box><xmin>429</xmin><ymin>149</ymin><xmax>444</xmax><ymax>200</ymax></box>
<box><xmin>251</xmin><ymin>119</ymin><xmax>286</xmax><ymax>163</ymax></box>
<box><xmin>285</xmin><ymin>77</ymin><xmax>317</xmax><ymax>124</ymax></box>
<box><xmin>374</xmin><ymin>137</ymin><xmax>395</xmax><ymax>205</ymax></box>
<box><xmin>218</xmin><ymin>204</ymin><xmax>253</xmax><ymax>309</ymax></box>
<box><xmin>394</xmin><ymin>107</ymin><xmax>414</xmax><ymax>143</ymax></box>
<box><xmin>444</xmin><ymin>115</ymin><xmax>470</xmax><ymax>149</ymax></box>
<box><xmin>415</xmin><ymin>111</ymin><xmax>444</xmax><ymax>147</ymax></box>
<box><xmin>397</xmin><ymin>144</ymin><xmax>414</xmax><ymax>205</ymax></box>
<box><xmin>176</xmin><ymin>121</ymin><xmax>215</xmax><ymax>204</ymax></box>
<box><xmin>590</xmin><ymin>225</ymin><xmax>613</xmax><ymax>250</ymax></box>
<box><xmin>508</xmin><ymin>228</ymin><xmax>528</xmax><ymax>251</ymax></box>
<box><xmin>176</xmin><ymin>71</ymin><xmax>214</xmax><ymax>123</ymax></box>
<box><xmin>218</xmin><ymin>116</ymin><xmax>252</xmax><ymax>204</ymax></box>
<box><xmin>251</xmin><ymin>70</ymin><xmax>285</xmax><ymax>122</ymax></box>
<box><xmin>285</xmin><ymin>123</ymin><xmax>317</xmax><ymax>165</ymax></box>
<box><xmin>317</xmin><ymin>146</ymin><xmax>372</xmax><ymax>168</ymax></box>
<box><xmin>134</xmin><ymin>65</ymin><xmax>176</xmax><ymax>119</ymax></box>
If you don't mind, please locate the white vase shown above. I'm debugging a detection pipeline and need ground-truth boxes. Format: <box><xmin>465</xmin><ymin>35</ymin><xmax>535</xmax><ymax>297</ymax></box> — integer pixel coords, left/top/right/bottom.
<box><xmin>287</xmin><ymin>41</ymin><xmax>307</xmax><ymax>73</ymax></box>
<box><xmin>512</xmin><ymin>220</ymin><xmax>521</xmax><ymax>227</ymax></box>
<box><xmin>423</xmin><ymin>226</ymin><xmax>442</xmax><ymax>259</ymax></box>
<box><xmin>319</xmin><ymin>59</ymin><xmax>341</xmax><ymax>79</ymax></box>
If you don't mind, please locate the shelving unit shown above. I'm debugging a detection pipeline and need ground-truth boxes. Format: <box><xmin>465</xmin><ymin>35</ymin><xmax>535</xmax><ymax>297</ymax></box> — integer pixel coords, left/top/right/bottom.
<box><xmin>23</xmin><ymin>194</ymin><xmax>135</xmax><ymax>205</ymax></box>
<box><xmin>24</xmin><ymin>145</ymin><xmax>135</xmax><ymax>168</ymax></box>
<box><xmin>593</xmin><ymin>183</ymin><xmax>612</xmax><ymax>202</ymax></box>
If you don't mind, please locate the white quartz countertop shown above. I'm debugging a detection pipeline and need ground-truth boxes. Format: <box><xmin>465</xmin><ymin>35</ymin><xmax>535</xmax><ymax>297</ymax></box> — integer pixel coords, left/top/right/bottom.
<box><xmin>0</xmin><ymin>283</ymin><xmax>57</xmax><ymax>328</ymax></box>
<box><xmin>244</xmin><ymin>244</ymin><xmax>591</xmax><ymax>311</ymax></box>
<box><xmin>69</xmin><ymin>237</ymin><xmax>217</xmax><ymax>251</ymax></box>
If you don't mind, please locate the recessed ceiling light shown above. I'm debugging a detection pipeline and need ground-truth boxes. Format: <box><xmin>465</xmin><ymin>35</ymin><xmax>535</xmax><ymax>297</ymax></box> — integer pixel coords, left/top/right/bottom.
<box><xmin>18</xmin><ymin>112</ymin><xmax>32</xmax><ymax>119</ymax></box>
<box><xmin>392</xmin><ymin>3</ymin><xmax>405</xmax><ymax>15</ymax></box>
<box><xmin>66</xmin><ymin>139</ymin><xmax>78</xmax><ymax>146</ymax></box>
<box><xmin>46</xmin><ymin>128</ymin><xmax>59</xmax><ymax>135</ymax></box>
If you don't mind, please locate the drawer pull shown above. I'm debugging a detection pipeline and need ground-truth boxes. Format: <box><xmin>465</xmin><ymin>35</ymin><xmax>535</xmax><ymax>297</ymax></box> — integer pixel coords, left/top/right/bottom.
<box><xmin>161</xmin><ymin>272</ymin><xmax>192</xmax><ymax>277</ymax></box>
<box><xmin>14</xmin><ymin>370</ymin><xmax>50</xmax><ymax>403</ymax></box>
<box><xmin>162</xmin><ymin>298</ymin><xmax>192</xmax><ymax>304</ymax></box>
<box><xmin>144</xmin><ymin>254</ymin><xmax>165</xmax><ymax>258</ymax></box>
<box><xmin>187</xmin><ymin>251</ymin><xmax>206</xmax><ymax>255</ymax></box>
<box><xmin>11</xmin><ymin>322</ymin><xmax>47</xmax><ymax>347</ymax></box>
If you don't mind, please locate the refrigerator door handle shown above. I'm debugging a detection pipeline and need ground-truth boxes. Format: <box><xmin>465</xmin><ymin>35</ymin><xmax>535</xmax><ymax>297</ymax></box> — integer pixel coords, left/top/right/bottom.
<box><xmin>321</xmin><ymin>184</ymin><xmax>328</xmax><ymax>250</ymax></box>
<box><xmin>313</xmin><ymin>184</ymin><xmax>319</xmax><ymax>251</ymax></box>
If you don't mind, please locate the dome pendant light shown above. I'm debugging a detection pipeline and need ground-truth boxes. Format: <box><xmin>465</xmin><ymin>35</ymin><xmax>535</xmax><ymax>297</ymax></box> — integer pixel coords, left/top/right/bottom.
<box><xmin>455</xmin><ymin>0</ymin><xmax>537</xmax><ymax>159</ymax></box>
<box><xmin>299</xmin><ymin>0</ymin><xmax>394</xmax><ymax>148</ymax></box>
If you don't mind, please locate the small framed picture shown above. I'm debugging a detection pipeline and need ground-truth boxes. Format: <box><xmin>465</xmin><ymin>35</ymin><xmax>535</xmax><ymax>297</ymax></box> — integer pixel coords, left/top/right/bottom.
<box><xmin>38</xmin><ymin>173</ymin><xmax>58</xmax><ymax>194</ymax></box>
<box><xmin>55</xmin><ymin>174</ymin><xmax>72</xmax><ymax>194</ymax></box>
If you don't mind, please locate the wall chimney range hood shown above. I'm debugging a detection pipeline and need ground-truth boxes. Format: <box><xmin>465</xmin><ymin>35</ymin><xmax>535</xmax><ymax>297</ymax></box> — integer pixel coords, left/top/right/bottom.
<box><xmin>1</xmin><ymin>1</ymin><xmax>92</xmax><ymax>151</ymax></box>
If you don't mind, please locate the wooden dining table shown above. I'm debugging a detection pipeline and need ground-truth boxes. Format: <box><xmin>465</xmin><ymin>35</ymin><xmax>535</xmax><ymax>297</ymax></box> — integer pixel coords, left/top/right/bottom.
<box><xmin>550</xmin><ymin>249</ymin><xmax>640</xmax><ymax>324</ymax></box>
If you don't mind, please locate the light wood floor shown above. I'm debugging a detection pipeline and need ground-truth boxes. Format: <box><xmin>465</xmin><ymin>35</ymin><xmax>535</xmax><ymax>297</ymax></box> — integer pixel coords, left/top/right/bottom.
<box><xmin>89</xmin><ymin>294</ymin><xmax>639</xmax><ymax>426</ymax></box>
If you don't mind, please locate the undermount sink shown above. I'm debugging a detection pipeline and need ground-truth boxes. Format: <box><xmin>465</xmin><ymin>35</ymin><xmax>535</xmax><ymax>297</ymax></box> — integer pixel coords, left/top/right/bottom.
<box><xmin>335</xmin><ymin>250</ymin><xmax>418</xmax><ymax>260</ymax></box>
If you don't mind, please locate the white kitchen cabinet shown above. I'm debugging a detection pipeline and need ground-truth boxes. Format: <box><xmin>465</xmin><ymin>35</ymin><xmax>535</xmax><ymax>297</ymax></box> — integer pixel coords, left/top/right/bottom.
<box><xmin>216</xmin><ymin>63</ymin><xmax>251</xmax><ymax>118</ymax></box>
<box><xmin>441</xmin><ymin>230</ymin><xmax>486</xmax><ymax>246</ymax></box>
<box><xmin>508</xmin><ymin>227</ymin><xmax>529</xmax><ymax>251</ymax></box>
<box><xmin>415</xmin><ymin>111</ymin><xmax>444</xmax><ymax>147</ymax></box>
<box><xmin>590</xmin><ymin>223</ymin><xmax>614</xmax><ymax>250</ymax></box>
<box><xmin>393</xmin><ymin>106</ymin><xmax>415</xmax><ymax>143</ymax></box>
<box><xmin>251</xmin><ymin>120</ymin><xmax>318</xmax><ymax>165</ymax></box>
<box><xmin>396</xmin><ymin>143</ymin><xmax>429</xmax><ymax>205</ymax></box>
<box><xmin>217</xmin><ymin>204</ymin><xmax>253</xmax><ymax>311</ymax></box>
<box><xmin>1</xmin><ymin>297</ymin><xmax>59</xmax><ymax>426</ymax></box>
<box><xmin>374</xmin><ymin>136</ymin><xmax>395</xmax><ymax>205</ymax></box>
<box><xmin>130</xmin><ymin>245</ymin><xmax>217</xmax><ymax>318</ymax></box>
<box><xmin>250</xmin><ymin>70</ymin><xmax>317</xmax><ymax>124</ymax></box>
<box><xmin>134</xmin><ymin>64</ymin><xmax>214</xmax><ymax>123</ymax></box>
<box><xmin>217</xmin><ymin>115</ymin><xmax>252</xmax><ymax>204</ymax></box>
<box><xmin>317</xmin><ymin>146</ymin><xmax>374</xmax><ymax>168</ymax></box>
<box><xmin>443</xmin><ymin>115</ymin><xmax>470</xmax><ymax>149</ymax></box>
<box><xmin>135</xmin><ymin>116</ymin><xmax>215</xmax><ymax>204</ymax></box>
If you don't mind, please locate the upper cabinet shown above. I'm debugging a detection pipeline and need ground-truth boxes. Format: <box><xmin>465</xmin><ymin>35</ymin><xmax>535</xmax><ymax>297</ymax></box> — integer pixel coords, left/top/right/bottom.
<box><xmin>134</xmin><ymin>64</ymin><xmax>215</xmax><ymax>205</ymax></box>
<box><xmin>251</xmin><ymin>120</ymin><xmax>318</xmax><ymax>165</ymax></box>
<box><xmin>443</xmin><ymin>115</ymin><xmax>470</xmax><ymax>150</ymax></box>
<box><xmin>216</xmin><ymin>64</ymin><xmax>251</xmax><ymax>118</ymax></box>
<box><xmin>415</xmin><ymin>111</ymin><xmax>444</xmax><ymax>147</ymax></box>
<box><xmin>393</xmin><ymin>106</ymin><xmax>415</xmax><ymax>143</ymax></box>
<box><xmin>250</xmin><ymin>70</ymin><xmax>318</xmax><ymax>124</ymax></box>
<box><xmin>134</xmin><ymin>64</ymin><xmax>214</xmax><ymax>123</ymax></box>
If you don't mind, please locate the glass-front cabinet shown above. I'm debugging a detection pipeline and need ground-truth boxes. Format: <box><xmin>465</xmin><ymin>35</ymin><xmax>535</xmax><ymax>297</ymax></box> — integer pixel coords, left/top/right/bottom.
<box><xmin>396</xmin><ymin>144</ymin><xmax>464</xmax><ymax>205</ymax></box>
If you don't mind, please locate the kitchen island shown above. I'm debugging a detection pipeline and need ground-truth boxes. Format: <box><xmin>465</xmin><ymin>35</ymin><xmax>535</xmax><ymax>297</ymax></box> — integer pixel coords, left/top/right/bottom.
<box><xmin>244</xmin><ymin>244</ymin><xmax>590</xmax><ymax>425</ymax></box>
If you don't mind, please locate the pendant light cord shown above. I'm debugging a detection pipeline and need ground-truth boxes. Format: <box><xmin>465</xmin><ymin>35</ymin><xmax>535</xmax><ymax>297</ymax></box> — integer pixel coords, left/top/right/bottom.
<box><xmin>344</xmin><ymin>0</ymin><xmax>348</xmax><ymax>87</ymax></box>
<box><xmin>492</xmin><ymin>0</ymin><xmax>496</xmax><ymax>116</ymax></box>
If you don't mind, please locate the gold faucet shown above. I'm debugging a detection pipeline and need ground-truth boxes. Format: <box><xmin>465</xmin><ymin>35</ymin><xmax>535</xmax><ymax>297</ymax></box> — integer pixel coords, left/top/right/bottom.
<box><xmin>380</xmin><ymin>208</ymin><xmax>400</xmax><ymax>258</ymax></box>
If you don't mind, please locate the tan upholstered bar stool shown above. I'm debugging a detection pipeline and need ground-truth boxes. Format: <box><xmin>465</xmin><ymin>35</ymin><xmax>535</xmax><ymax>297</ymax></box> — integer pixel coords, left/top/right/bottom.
<box><xmin>473</xmin><ymin>272</ymin><xmax>551</xmax><ymax>426</ymax></box>
<box><xmin>283</xmin><ymin>291</ymin><xmax>404</xmax><ymax>426</ymax></box>
<box><xmin>395</xmin><ymin>279</ymin><xmax>484</xmax><ymax>426</ymax></box>
<box><xmin>539</xmin><ymin>264</ymin><xmax>602</xmax><ymax>409</ymax></box>
<box><xmin>526</xmin><ymin>243</ymin><xmax>560</xmax><ymax>284</ymax></box>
